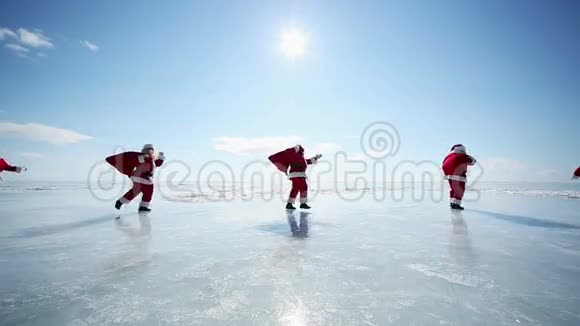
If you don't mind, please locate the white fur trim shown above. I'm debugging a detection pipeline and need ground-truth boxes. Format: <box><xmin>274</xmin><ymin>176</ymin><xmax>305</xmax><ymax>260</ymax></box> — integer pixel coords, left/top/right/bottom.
<box><xmin>131</xmin><ymin>176</ymin><xmax>153</xmax><ymax>185</ymax></box>
<box><xmin>294</xmin><ymin>145</ymin><xmax>301</xmax><ymax>153</ymax></box>
<box><xmin>288</xmin><ymin>197</ymin><xmax>296</xmax><ymax>203</ymax></box>
<box><xmin>452</xmin><ymin>145</ymin><xmax>466</xmax><ymax>154</ymax></box>
<box><xmin>137</xmin><ymin>155</ymin><xmax>146</xmax><ymax>163</ymax></box>
<box><xmin>308</xmin><ymin>157</ymin><xmax>318</xmax><ymax>164</ymax></box>
<box><xmin>139</xmin><ymin>201</ymin><xmax>150</xmax><ymax>208</ymax></box>
<box><xmin>299</xmin><ymin>197</ymin><xmax>308</xmax><ymax>203</ymax></box>
<box><xmin>120</xmin><ymin>197</ymin><xmax>131</xmax><ymax>204</ymax></box>
<box><xmin>288</xmin><ymin>172</ymin><xmax>307</xmax><ymax>179</ymax></box>
<box><xmin>142</xmin><ymin>144</ymin><xmax>154</xmax><ymax>151</ymax></box>
<box><xmin>445</xmin><ymin>175</ymin><xmax>467</xmax><ymax>182</ymax></box>
<box><xmin>15</xmin><ymin>167</ymin><xmax>22</xmax><ymax>173</ymax></box>
<box><xmin>450</xmin><ymin>198</ymin><xmax>462</xmax><ymax>205</ymax></box>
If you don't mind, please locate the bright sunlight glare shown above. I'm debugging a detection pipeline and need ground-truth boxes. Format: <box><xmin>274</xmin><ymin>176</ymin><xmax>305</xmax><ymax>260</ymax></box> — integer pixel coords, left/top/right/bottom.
<box><xmin>280</xmin><ymin>28</ymin><xmax>307</xmax><ymax>60</ymax></box>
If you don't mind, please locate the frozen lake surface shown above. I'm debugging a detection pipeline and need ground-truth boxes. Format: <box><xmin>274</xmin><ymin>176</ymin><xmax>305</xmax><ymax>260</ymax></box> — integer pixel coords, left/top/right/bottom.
<box><xmin>1</xmin><ymin>182</ymin><xmax>580</xmax><ymax>325</ymax></box>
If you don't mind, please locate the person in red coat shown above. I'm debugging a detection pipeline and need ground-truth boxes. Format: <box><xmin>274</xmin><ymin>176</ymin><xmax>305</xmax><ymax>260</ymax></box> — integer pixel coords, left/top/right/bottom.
<box><xmin>106</xmin><ymin>144</ymin><xmax>165</xmax><ymax>212</ymax></box>
<box><xmin>269</xmin><ymin>145</ymin><xmax>322</xmax><ymax>210</ymax></box>
<box><xmin>573</xmin><ymin>167</ymin><xmax>580</xmax><ymax>180</ymax></box>
<box><xmin>442</xmin><ymin>144</ymin><xmax>476</xmax><ymax>210</ymax></box>
<box><xmin>0</xmin><ymin>158</ymin><xmax>26</xmax><ymax>181</ymax></box>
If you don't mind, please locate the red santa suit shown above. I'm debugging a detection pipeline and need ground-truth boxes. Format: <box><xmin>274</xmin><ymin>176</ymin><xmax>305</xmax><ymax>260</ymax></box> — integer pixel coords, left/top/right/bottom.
<box><xmin>573</xmin><ymin>167</ymin><xmax>580</xmax><ymax>179</ymax></box>
<box><xmin>269</xmin><ymin>145</ymin><xmax>319</xmax><ymax>204</ymax></box>
<box><xmin>442</xmin><ymin>144</ymin><xmax>476</xmax><ymax>206</ymax></box>
<box><xmin>0</xmin><ymin>158</ymin><xmax>23</xmax><ymax>173</ymax></box>
<box><xmin>106</xmin><ymin>150</ymin><xmax>164</xmax><ymax>208</ymax></box>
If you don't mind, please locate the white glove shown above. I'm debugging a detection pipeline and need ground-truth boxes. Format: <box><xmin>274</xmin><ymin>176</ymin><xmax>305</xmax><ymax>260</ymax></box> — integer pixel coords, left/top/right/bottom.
<box><xmin>310</xmin><ymin>154</ymin><xmax>322</xmax><ymax>163</ymax></box>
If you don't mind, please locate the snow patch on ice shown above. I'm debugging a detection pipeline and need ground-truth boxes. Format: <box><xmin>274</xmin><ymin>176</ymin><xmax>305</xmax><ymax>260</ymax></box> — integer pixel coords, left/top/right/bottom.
<box><xmin>408</xmin><ymin>264</ymin><xmax>492</xmax><ymax>288</ymax></box>
<box><xmin>25</xmin><ymin>186</ymin><xmax>59</xmax><ymax>191</ymax></box>
<box><xmin>475</xmin><ymin>185</ymin><xmax>580</xmax><ymax>200</ymax></box>
<box><xmin>502</xmin><ymin>189</ymin><xmax>580</xmax><ymax>199</ymax></box>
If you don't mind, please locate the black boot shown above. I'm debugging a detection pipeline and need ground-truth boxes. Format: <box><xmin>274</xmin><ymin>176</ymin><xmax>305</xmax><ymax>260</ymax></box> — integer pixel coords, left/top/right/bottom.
<box><xmin>138</xmin><ymin>206</ymin><xmax>151</xmax><ymax>212</ymax></box>
<box><xmin>285</xmin><ymin>203</ymin><xmax>296</xmax><ymax>210</ymax></box>
<box><xmin>300</xmin><ymin>203</ymin><xmax>311</xmax><ymax>209</ymax></box>
<box><xmin>115</xmin><ymin>200</ymin><xmax>123</xmax><ymax>210</ymax></box>
<box><xmin>450</xmin><ymin>203</ymin><xmax>464</xmax><ymax>210</ymax></box>
<box><xmin>293</xmin><ymin>230</ymin><xmax>308</xmax><ymax>238</ymax></box>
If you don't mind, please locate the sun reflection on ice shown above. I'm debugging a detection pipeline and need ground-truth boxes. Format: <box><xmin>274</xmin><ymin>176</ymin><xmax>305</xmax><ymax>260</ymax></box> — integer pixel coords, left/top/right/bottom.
<box><xmin>279</xmin><ymin>300</ymin><xmax>307</xmax><ymax>326</ymax></box>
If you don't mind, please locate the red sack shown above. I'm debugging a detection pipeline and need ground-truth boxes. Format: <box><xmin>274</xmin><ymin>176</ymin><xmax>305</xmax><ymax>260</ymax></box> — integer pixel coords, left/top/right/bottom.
<box><xmin>105</xmin><ymin>152</ymin><xmax>142</xmax><ymax>177</ymax></box>
<box><xmin>268</xmin><ymin>147</ymin><xmax>302</xmax><ymax>174</ymax></box>
<box><xmin>442</xmin><ymin>153</ymin><xmax>475</xmax><ymax>177</ymax></box>
<box><xmin>0</xmin><ymin>158</ymin><xmax>9</xmax><ymax>172</ymax></box>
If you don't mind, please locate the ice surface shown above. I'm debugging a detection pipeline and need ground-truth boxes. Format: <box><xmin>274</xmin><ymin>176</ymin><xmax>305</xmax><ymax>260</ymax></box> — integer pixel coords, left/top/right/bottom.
<box><xmin>1</xmin><ymin>182</ymin><xmax>580</xmax><ymax>325</ymax></box>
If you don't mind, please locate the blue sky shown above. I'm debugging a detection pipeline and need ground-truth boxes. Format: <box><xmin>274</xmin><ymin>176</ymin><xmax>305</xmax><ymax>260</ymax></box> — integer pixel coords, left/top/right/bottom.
<box><xmin>0</xmin><ymin>0</ymin><xmax>579</xmax><ymax>181</ymax></box>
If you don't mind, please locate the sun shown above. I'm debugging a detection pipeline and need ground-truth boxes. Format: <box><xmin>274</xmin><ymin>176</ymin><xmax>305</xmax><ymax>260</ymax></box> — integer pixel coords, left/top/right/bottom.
<box><xmin>280</xmin><ymin>28</ymin><xmax>307</xmax><ymax>60</ymax></box>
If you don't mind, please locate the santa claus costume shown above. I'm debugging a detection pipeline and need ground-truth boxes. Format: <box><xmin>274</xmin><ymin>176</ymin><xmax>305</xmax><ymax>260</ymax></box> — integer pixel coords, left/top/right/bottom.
<box><xmin>269</xmin><ymin>145</ymin><xmax>322</xmax><ymax>210</ymax></box>
<box><xmin>0</xmin><ymin>158</ymin><xmax>24</xmax><ymax>173</ymax></box>
<box><xmin>442</xmin><ymin>144</ymin><xmax>476</xmax><ymax>210</ymax></box>
<box><xmin>0</xmin><ymin>158</ymin><xmax>26</xmax><ymax>181</ymax></box>
<box><xmin>573</xmin><ymin>167</ymin><xmax>580</xmax><ymax>180</ymax></box>
<box><xmin>106</xmin><ymin>144</ymin><xmax>165</xmax><ymax>212</ymax></box>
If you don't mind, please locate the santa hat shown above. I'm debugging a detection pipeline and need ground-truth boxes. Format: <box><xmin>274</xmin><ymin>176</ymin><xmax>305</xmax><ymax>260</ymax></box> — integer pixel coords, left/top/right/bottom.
<box><xmin>294</xmin><ymin>145</ymin><xmax>304</xmax><ymax>154</ymax></box>
<box><xmin>142</xmin><ymin>144</ymin><xmax>154</xmax><ymax>152</ymax></box>
<box><xmin>450</xmin><ymin>144</ymin><xmax>466</xmax><ymax>154</ymax></box>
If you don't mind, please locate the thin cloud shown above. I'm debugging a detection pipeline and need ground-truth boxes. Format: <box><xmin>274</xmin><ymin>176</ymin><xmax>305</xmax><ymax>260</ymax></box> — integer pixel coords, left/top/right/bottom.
<box><xmin>19</xmin><ymin>152</ymin><xmax>43</xmax><ymax>158</ymax></box>
<box><xmin>213</xmin><ymin>136</ymin><xmax>342</xmax><ymax>157</ymax></box>
<box><xmin>214</xmin><ymin>136</ymin><xmax>304</xmax><ymax>155</ymax></box>
<box><xmin>0</xmin><ymin>27</ymin><xmax>54</xmax><ymax>57</ymax></box>
<box><xmin>0</xmin><ymin>28</ymin><xmax>17</xmax><ymax>40</ymax></box>
<box><xmin>477</xmin><ymin>157</ymin><xmax>567</xmax><ymax>182</ymax></box>
<box><xmin>5</xmin><ymin>43</ymin><xmax>29</xmax><ymax>53</ymax></box>
<box><xmin>80</xmin><ymin>40</ymin><xmax>99</xmax><ymax>52</ymax></box>
<box><xmin>17</xmin><ymin>28</ymin><xmax>53</xmax><ymax>48</ymax></box>
<box><xmin>0</xmin><ymin>121</ymin><xmax>93</xmax><ymax>145</ymax></box>
<box><xmin>309</xmin><ymin>143</ymin><xmax>342</xmax><ymax>155</ymax></box>
<box><xmin>345</xmin><ymin>153</ymin><xmax>372</xmax><ymax>161</ymax></box>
